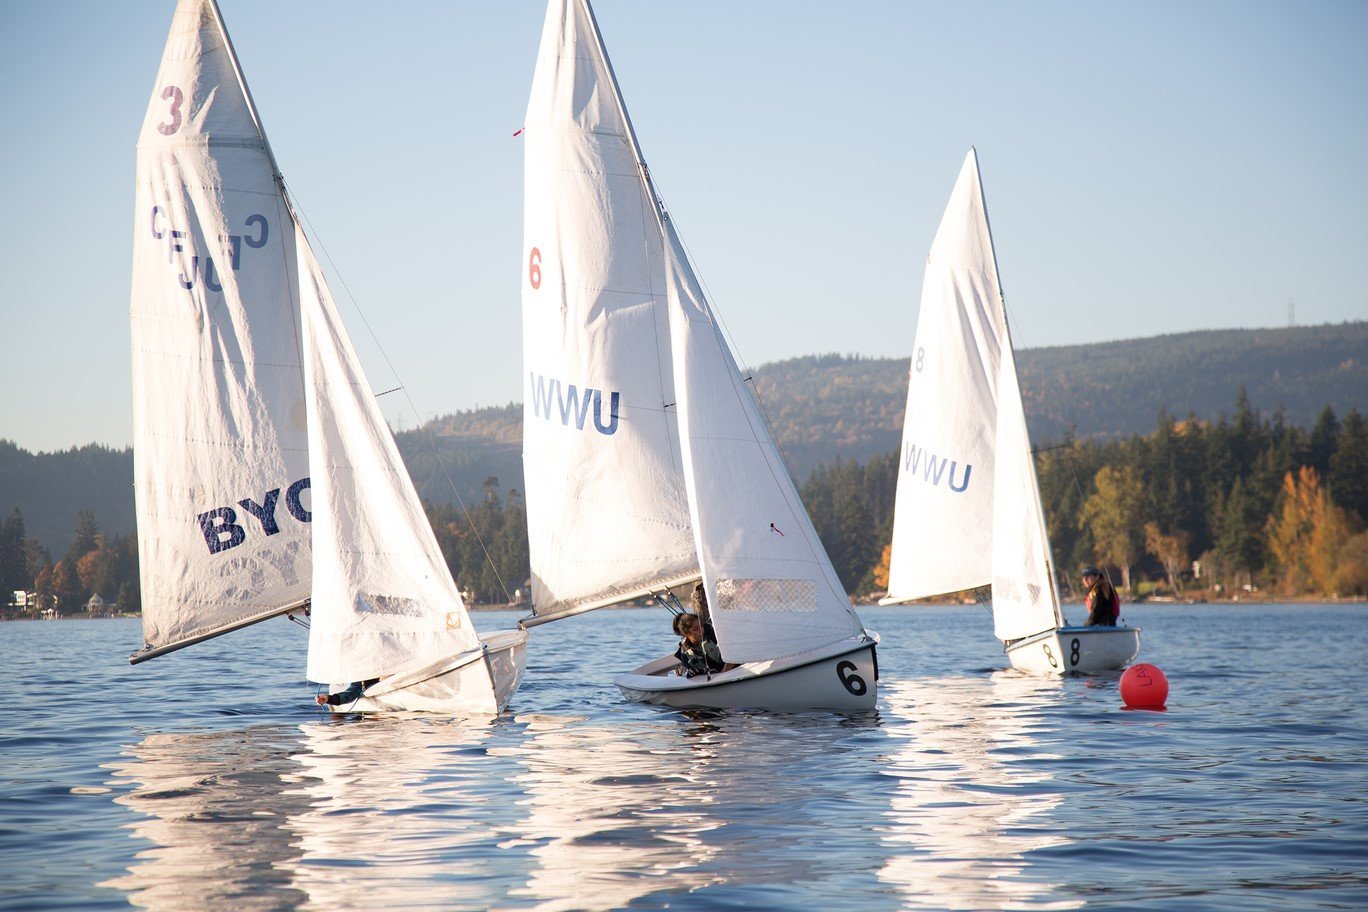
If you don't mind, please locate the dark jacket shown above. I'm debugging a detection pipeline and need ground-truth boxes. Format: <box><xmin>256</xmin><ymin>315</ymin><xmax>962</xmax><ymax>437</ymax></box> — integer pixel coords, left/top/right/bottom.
<box><xmin>1084</xmin><ymin>578</ymin><xmax>1119</xmax><ymax>626</ymax></box>
<box><xmin>675</xmin><ymin>621</ymin><xmax>726</xmax><ymax>676</ymax></box>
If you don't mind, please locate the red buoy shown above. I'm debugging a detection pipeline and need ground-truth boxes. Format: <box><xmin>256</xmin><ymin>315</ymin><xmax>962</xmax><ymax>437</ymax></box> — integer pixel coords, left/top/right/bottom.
<box><xmin>1119</xmin><ymin>663</ymin><xmax>1169</xmax><ymax>709</ymax></box>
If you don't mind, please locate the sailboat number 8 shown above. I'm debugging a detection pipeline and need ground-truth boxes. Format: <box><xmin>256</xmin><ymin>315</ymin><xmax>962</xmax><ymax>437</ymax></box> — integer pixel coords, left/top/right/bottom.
<box><xmin>528</xmin><ymin>247</ymin><xmax>542</xmax><ymax>290</ymax></box>
<box><xmin>915</xmin><ymin>347</ymin><xmax>925</xmax><ymax>372</ymax></box>
<box><xmin>836</xmin><ymin>661</ymin><xmax>867</xmax><ymax>696</ymax></box>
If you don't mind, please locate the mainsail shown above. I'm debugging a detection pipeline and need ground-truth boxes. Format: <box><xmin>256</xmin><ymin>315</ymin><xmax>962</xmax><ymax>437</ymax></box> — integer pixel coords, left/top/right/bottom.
<box><xmin>883</xmin><ymin>149</ymin><xmax>1061</xmax><ymax>641</ymax></box>
<box><xmin>884</xmin><ymin>150</ymin><xmax>1002</xmax><ymax>604</ymax></box>
<box><xmin>520</xmin><ymin>0</ymin><xmax>698</xmax><ymax>623</ymax></box>
<box><xmin>131</xmin><ymin>0</ymin><xmax>311</xmax><ymax>658</ymax></box>
<box><xmin>298</xmin><ymin>228</ymin><xmax>480</xmax><ymax>683</ymax></box>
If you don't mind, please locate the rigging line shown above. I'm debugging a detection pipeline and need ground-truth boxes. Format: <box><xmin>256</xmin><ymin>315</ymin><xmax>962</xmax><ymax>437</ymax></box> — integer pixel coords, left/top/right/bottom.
<box><xmin>284</xmin><ymin>181</ymin><xmax>514</xmax><ymax>606</ymax></box>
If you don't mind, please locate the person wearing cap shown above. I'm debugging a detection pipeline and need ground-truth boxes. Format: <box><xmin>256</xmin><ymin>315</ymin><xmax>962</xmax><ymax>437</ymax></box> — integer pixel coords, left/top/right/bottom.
<box><xmin>1081</xmin><ymin>566</ymin><xmax>1119</xmax><ymax>626</ymax></box>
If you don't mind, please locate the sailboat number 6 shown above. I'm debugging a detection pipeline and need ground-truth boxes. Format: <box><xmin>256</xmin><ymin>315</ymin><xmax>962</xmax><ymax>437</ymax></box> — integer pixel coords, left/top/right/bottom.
<box><xmin>836</xmin><ymin>661</ymin><xmax>867</xmax><ymax>696</ymax></box>
<box><xmin>528</xmin><ymin>247</ymin><xmax>542</xmax><ymax>289</ymax></box>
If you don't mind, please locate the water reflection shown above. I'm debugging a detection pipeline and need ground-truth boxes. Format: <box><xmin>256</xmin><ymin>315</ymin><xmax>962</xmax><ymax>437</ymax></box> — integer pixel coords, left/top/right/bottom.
<box><xmin>104</xmin><ymin>718</ymin><xmax>502</xmax><ymax>911</ymax></box>
<box><xmin>492</xmin><ymin>709</ymin><xmax>887</xmax><ymax>909</ymax></box>
<box><xmin>492</xmin><ymin>712</ymin><xmax>722</xmax><ymax>910</ymax></box>
<box><xmin>103</xmin><ymin>725</ymin><xmax>312</xmax><ymax>911</ymax></box>
<box><xmin>282</xmin><ymin>716</ymin><xmax>499</xmax><ymax>910</ymax></box>
<box><xmin>878</xmin><ymin>673</ymin><xmax>1081</xmax><ymax>910</ymax></box>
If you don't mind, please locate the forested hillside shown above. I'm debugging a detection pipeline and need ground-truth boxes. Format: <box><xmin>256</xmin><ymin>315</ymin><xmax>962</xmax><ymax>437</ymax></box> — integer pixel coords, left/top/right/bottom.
<box><xmin>3</xmin><ymin>322</ymin><xmax>1364</xmax><ymax>558</ymax></box>
<box><xmin>0</xmin><ymin>442</ymin><xmax>135</xmax><ymax>557</ymax></box>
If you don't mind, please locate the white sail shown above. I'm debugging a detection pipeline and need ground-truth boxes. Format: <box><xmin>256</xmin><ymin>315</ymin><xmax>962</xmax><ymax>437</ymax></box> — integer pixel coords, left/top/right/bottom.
<box><xmin>131</xmin><ymin>0</ymin><xmax>311</xmax><ymax>655</ymax></box>
<box><xmin>884</xmin><ymin>150</ymin><xmax>1003</xmax><ymax>604</ymax></box>
<box><xmin>990</xmin><ymin>319</ymin><xmax>1064</xmax><ymax>641</ymax></box>
<box><xmin>298</xmin><ymin>228</ymin><xmax>480</xmax><ymax>684</ymax></box>
<box><xmin>665</xmin><ymin>240</ymin><xmax>864</xmax><ymax>663</ymax></box>
<box><xmin>520</xmin><ymin>0</ymin><xmax>698</xmax><ymax>621</ymax></box>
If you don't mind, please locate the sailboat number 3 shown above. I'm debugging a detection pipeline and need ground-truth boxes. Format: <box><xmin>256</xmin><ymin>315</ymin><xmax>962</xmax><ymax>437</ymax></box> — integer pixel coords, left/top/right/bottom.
<box><xmin>528</xmin><ymin>247</ymin><xmax>542</xmax><ymax>289</ymax></box>
<box><xmin>157</xmin><ymin>86</ymin><xmax>184</xmax><ymax>135</ymax></box>
<box><xmin>836</xmin><ymin>661</ymin><xmax>867</xmax><ymax>696</ymax></box>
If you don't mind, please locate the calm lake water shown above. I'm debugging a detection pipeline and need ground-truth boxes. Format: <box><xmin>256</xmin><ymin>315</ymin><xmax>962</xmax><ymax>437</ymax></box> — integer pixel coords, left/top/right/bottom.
<box><xmin>3</xmin><ymin>603</ymin><xmax>1366</xmax><ymax>911</ymax></box>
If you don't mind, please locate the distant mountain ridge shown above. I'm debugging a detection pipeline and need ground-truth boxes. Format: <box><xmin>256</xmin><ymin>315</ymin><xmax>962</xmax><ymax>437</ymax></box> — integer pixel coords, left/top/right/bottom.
<box><xmin>5</xmin><ymin>322</ymin><xmax>1363</xmax><ymax>554</ymax></box>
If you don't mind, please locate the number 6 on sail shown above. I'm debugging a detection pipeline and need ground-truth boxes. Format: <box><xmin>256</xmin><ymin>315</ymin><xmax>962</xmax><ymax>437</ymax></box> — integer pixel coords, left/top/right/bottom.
<box><xmin>517</xmin><ymin>0</ymin><xmax>878</xmax><ymax>711</ymax></box>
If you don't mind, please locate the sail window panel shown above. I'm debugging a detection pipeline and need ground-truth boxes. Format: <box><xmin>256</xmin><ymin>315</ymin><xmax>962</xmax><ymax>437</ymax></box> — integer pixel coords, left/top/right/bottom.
<box><xmin>715</xmin><ymin>578</ymin><xmax>818</xmax><ymax>614</ymax></box>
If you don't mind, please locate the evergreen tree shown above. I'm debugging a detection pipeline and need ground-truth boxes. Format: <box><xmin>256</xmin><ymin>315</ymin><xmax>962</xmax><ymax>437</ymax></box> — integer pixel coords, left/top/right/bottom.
<box><xmin>0</xmin><ymin>508</ymin><xmax>27</xmax><ymax>599</ymax></box>
<box><xmin>66</xmin><ymin>510</ymin><xmax>100</xmax><ymax>565</ymax></box>
<box><xmin>1214</xmin><ymin>477</ymin><xmax>1264</xmax><ymax>588</ymax></box>
<box><xmin>1308</xmin><ymin>406</ymin><xmax>1339</xmax><ymax>475</ymax></box>
<box><xmin>1329</xmin><ymin>409</ymin><xmax>1368</xmax><ymax>522</ymax></box>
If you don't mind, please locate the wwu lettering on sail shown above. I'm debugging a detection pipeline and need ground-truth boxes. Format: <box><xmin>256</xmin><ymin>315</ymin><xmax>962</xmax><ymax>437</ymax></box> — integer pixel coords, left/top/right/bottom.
<box><xmin>528</xmin><ymin>373</ymin><xmax>620</xmax><ymax>435</ymax></box>
<box><xmin>901</xmin><ymin>442</ymin><xmax>972</xmax><ymax>493</ymax></box>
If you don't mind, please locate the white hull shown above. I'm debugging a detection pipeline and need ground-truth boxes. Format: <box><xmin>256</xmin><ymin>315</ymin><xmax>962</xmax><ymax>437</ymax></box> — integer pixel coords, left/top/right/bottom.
<box><xmin>328</xmin><ymin>629</ymin><xmax>528</xmax><ymax>714</ymax></box>
<box><xmin>1004</xmin><ymin>626</ymin><xmax>1140</xmax><ymax>675</ymax></box>
<box><xmin>614</xmin><ymin>633</ymin><xmax>879</xmax><ymax>711</ymax></box>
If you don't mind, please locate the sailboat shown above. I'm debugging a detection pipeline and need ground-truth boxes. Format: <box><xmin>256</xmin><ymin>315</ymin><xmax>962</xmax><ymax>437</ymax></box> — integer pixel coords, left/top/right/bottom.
<box><xmin>880</xmin><ymin>149</ymin><xmax>1139</xmax><ymax>675</ymax></box>
<box><xmin>127</xmin><ymin>0</ymin><xmax>526</xmax><ymax>713</ymax></box>
<box><xmin>517</xmin><ymin>0</ymin><xmax>878</xmax><ymax>711</ymax></box>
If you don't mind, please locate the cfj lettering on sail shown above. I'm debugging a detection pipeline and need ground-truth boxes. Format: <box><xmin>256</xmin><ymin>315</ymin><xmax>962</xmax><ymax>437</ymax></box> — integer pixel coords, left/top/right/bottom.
<box><xmin>528</xmin><ymin>373</ymin><xmax>620</xmax><ymax>435</ymax></box>
<box><xmin>901</xmin><ymin>442</ymin><xmax>972</xmax><ymax>493</ymax></box>
<box><xmin>197</xmin><ymin>477</ymin><xmax>311</xmax><ymax>554</ymax></box>
<box><xmin>148</xmin><ymin>205</ymin><xmax>269</xmax><ymax>292</ymax></box>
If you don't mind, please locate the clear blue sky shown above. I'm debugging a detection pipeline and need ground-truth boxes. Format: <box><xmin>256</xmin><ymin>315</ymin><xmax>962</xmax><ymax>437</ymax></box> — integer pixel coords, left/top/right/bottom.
<box><xmin>2</xmin><ymin>1</ymin><xmax>1365</xmax><ymax>453</ymax></box>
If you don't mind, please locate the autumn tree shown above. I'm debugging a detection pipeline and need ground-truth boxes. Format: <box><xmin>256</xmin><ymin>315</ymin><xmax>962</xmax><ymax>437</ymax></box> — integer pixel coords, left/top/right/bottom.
<box><xmin>1143</xmin><ymin>522</ymin><xmax>1190</xmax><ymax>594</ymax></box>
<box><xmin>50</xmin><ymin>559</ymin><xmax>82</xmax><ymax>614</ymax></box>
<box><xmin>872</xmin><ymin>543</ymin><xmax>891</xmax><ymax>591</ymax></box>
<box><xmin>1333</xmin><ymin>531</ymin><xmax>1368</xmax><ymax>596</ymax></box>
<box><xmin>1079</xmin><ymin>465</ymin><xmax>1146</xmax><ymax>590</ymax></box>
<box><xmin>1265</xmin><ymin>466</ymin><xmax>1355</xmax><ymax>595</ymax></box>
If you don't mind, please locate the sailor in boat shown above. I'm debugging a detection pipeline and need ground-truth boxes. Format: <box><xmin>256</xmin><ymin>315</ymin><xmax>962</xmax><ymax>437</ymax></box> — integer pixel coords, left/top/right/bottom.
<box><xmin>316</xmin><ymin>678</ymin><xmax>380</xmax><ymax>709</ymax></box>
<box><xmin>672</xmin><ymin>613</ymin><xmax>725</xmax><ymax>677</ymax></box>
<box><xmin>1081</xmin><ymin>567</ymin><xmax>1120</xmax><ymax>626</ymax></box>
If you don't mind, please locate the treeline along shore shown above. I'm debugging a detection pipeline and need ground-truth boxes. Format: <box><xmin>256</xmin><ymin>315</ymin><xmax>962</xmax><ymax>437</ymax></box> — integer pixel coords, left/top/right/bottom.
<box><xmin>3</xmin><ymin>323</ymin><xmax>1366</xmax><ymax>615</ymax></box>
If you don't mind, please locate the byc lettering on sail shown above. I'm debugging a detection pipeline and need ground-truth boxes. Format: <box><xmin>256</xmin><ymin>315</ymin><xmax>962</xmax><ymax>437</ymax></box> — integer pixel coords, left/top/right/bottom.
<box><xmin>528</xmin><ymin>373</ymin><xmax>620</xmax><ymax>436</ymax></box>
<box><xmin>198</xmin><ymin>477</ymin><xmax>311</xmax><ymax>554</ymax></box>
<box><xmin>902</xmin><ymin>442</ymin><xmax>972</xmax><ymax>493</ymax></box>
